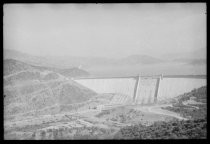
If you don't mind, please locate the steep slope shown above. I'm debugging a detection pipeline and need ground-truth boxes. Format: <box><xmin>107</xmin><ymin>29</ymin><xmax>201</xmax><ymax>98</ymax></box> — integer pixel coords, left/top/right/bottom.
<box><xmin>4</xmin><ymin>79</ymin><xmax>97</xmax><ymax>116</ymax></box>
<box><xmin>4</xmin><ymin>59</ymin><xmax>35</xmax><ymax>76</ymax></box>
<box><xmin>59</xmin><ymin>80</ymin><xmax>97</xmax><ymax>105</ymax></box>
<box><xmin>4</xmin><ymin>59</ymin><xmax>61</xmax><ymax>86</ymax></box>
<box><xmin>4</xmin><ymin>59</ymin><xmax>94</xmax><ymax>116</ymax></box>
<box><xmin>4</xmin><ymin>71</ymin><xmax>42</xmax><ymax>86</ymax></box>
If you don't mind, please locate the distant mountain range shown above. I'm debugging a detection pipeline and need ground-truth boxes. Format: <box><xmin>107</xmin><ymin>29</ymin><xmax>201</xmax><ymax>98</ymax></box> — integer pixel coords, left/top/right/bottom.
<box><xmin>4</xmin><ymin>48</ymin><xmax>206</xmax><ymax>73</ymax></box>
<box><xmin>161</xmin><ymin>48</ymin><xmax>206</xmax><ymax>65</ymax></box>
<box><xmin>118</xmin><ymin>54</ymin><xmax>164</xmax><ymax>65</ymax></box>
<box><xmin>4</xmin><ymin>49</ymin><xmax>166</xmax><ymax>67</ymax></box>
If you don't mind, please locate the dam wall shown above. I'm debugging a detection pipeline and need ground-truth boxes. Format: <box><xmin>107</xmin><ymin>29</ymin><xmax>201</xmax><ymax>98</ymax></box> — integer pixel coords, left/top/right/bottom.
<box><xmin>74</xmin><ymin>75</ymin><xmax>206</xmax><ymax>105</ymax></box>
<box><xmin>110</xmin><ymin>94</ymin><xmax>133</xmax><ymax>105</ymax></box>
<box><xmin>75</xmin><ymin>77</ymin><xmax>137</xmax><ymax>100</ymax></box>
<box><xmin>157</xmin><ymin>78</ymin><xmax>206</xmax><ymax>102</ymax></box>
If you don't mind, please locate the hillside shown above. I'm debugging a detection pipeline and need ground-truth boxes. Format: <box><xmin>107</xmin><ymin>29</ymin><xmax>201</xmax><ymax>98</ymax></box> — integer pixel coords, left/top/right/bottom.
<box><xmin>4</xmin><ymin>59</ymin><xmax>35</xmax><ymax>76</ymax></box>
<box><xmin>4</xmin><ymin>80</ymin><xmax>97</xmax><ymax>117</ymax></box>
<box><xmin>4</xmin><ymin>59</ymin><xmax>94</xmax><ymax>117</ymax></box>
<box><xmin>162</xmin><ymin>86</ymin><xmax>206</xmax><ymax>120</ymax></box>
<box><xmin>32</xmin><ymin>65</ymin><xmax>90</xmax><ymax>78</ymax></box>
<box><xmin>4</xmin><ymin>59</ymin><xmax>89</xmax><ymax>78</ymax></box>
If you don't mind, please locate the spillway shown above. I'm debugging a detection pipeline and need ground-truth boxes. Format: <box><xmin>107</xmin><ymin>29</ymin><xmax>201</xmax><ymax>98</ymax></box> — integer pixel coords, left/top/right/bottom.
<box><xmin>74</xmin><ymin>75</ymin><xmax>206</xmax><ymax>105</ymax></box>
<box><xmin>135</xmin><ymin>77</ymin><xmax>158</xmax><ymax>105</ymax></box>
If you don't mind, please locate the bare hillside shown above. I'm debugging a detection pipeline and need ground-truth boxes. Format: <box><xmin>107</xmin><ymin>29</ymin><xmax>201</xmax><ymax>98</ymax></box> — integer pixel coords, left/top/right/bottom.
<box><xmin>4</xmin><ymin>59</ymin><xmax>35</xmax><ymax>76</ymax></box>
<box><xmin>4</xmin><ymin>59</ymin><xmax>95</xmax><ymax>117</ymax></box>
<box><xmin>4</xmin><ymin>80</ymin><xmax>97</xmax><ymax>117</ymax></box>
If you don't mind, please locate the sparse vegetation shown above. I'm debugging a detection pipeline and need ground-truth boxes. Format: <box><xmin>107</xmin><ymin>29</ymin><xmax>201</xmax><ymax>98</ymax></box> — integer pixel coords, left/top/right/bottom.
<box><xmin>4</xmin><ymin>59</ymin><xmax>34</xmax><ymax>76</ymax></box>
<box><xmin>20</xmin><ymin>126</ymin><xmax>114</xmax><ymax>140</ymax></box>
<box><xmin>114</xmin><ymin>117</ymin><xmax>207</xmax><ymax>139</ymax></box>
<box><xmin>96</xmin><ymin>108</ymin><xmax>143</xmax><ymax>124</ymax></box>
<box><xmin>42</xmin><ymin>72</ymin><xmax>59</xmax><ymax>81</ymax></box>
<box><xmin>162</xmin><ymin>86</ymin><xmax>206</xmax><ymax>119</ymax></box>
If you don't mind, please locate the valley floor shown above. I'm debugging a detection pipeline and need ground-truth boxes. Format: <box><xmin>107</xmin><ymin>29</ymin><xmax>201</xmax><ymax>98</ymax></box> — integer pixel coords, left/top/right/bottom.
<box><xmin>4</xmin><ymin>103</ymin><xmax>183</xmax><ymax>140</ymax></box>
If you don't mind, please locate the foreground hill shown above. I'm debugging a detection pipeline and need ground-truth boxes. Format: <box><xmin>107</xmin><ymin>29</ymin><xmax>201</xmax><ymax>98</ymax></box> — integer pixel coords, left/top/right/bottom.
<box><xmin>4</xmin><ymin>59</ymin><xmax>93</xmax><ymax>117</ymax></box>
<box><xmin>4</xmin><ymin>79</ymin><xmax>97</xmax><ymax>117</ymax></box>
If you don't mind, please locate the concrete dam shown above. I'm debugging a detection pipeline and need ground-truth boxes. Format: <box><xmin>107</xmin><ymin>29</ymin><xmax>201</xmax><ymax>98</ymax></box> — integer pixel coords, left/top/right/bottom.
<box><xmin>74</xmin><ymin>75</ymin><xmax>206</xmax><ymax>105</ymax></box>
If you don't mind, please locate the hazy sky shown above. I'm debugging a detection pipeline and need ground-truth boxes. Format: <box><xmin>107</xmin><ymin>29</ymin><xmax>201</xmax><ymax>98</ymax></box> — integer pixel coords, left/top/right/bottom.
<box><xmin>4</xmin><ymin>3</ymin><xmax>206</xmax><ymax>58</ymax></box>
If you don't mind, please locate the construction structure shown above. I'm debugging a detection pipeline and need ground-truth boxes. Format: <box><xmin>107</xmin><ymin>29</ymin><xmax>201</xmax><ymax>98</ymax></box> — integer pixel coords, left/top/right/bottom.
<box><xmin>74</xmin><ymin>75</ymin><xmax>206</xmax><ymax>105</ymax></box>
